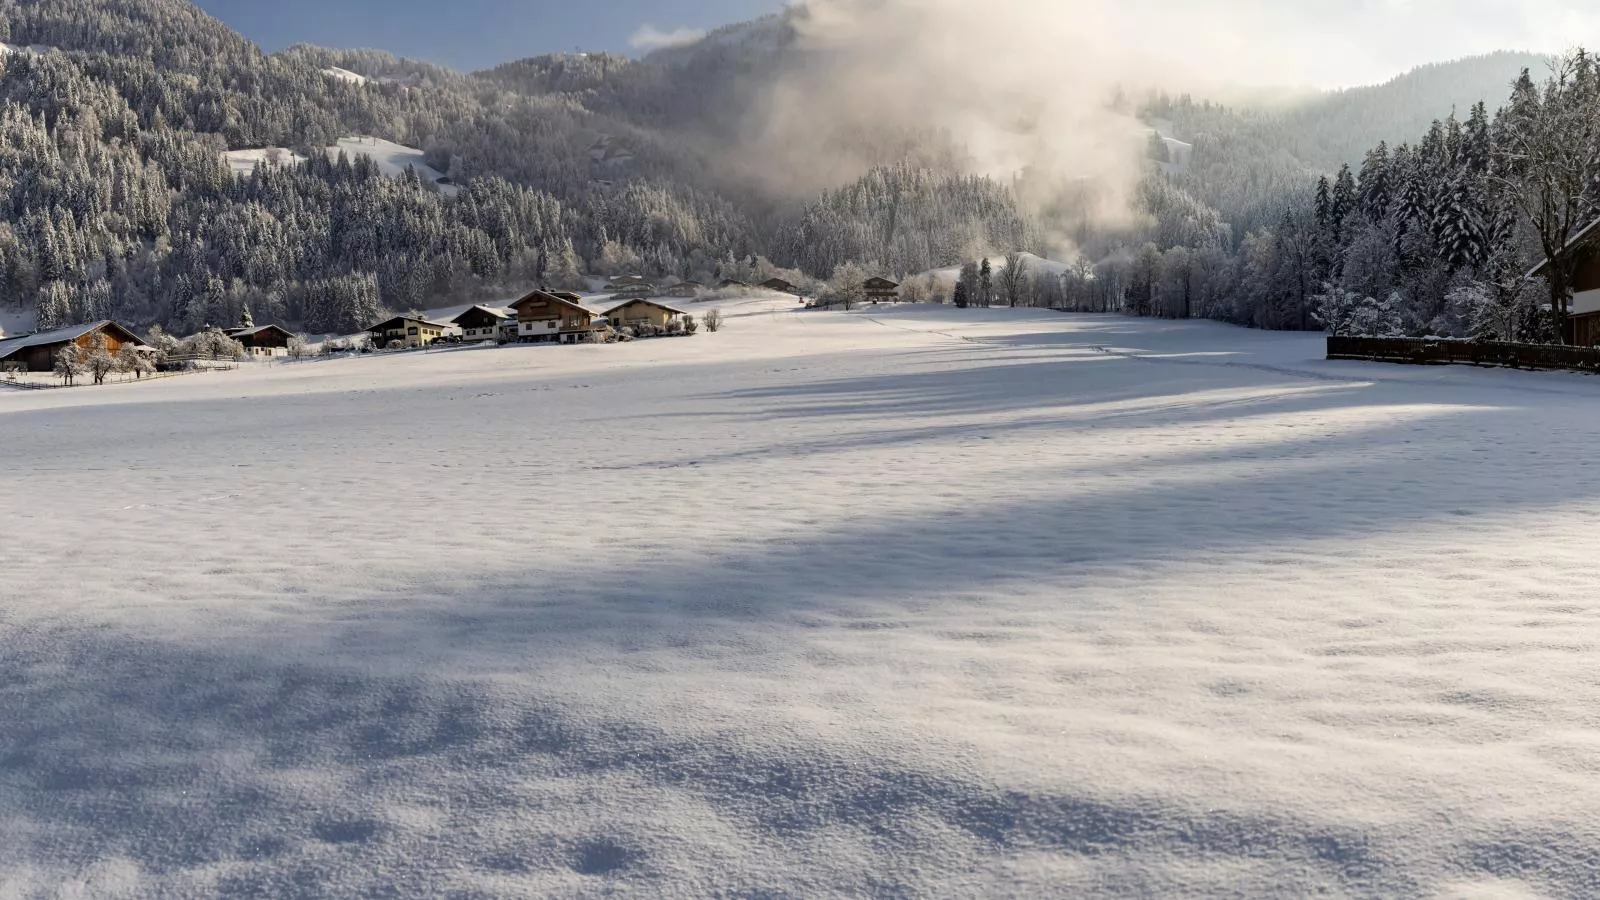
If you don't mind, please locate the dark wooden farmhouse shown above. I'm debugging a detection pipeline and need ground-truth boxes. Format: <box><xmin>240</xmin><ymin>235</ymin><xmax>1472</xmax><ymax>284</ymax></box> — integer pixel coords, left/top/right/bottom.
<box><xmin>449</xmin><ymin>305</ymin><xmax>511</xmax><ymax>342</ymax></box>
<box><xmin>1530</xmin><ymin>217</ymin><xmax>1600</xmax><ymax>345</ymax></box>
<box><xmin>0</xmin><ymin>321</ymin><xmax>147</xmax><ymax>372</ymax></box>
<box><xmin>863</xmin><ymin>277</ymin><xmax>901</xmax><ymax>302</ymax></box>
<box><xmin>717</xmin><ymin>279</ymin><xmax>749</xmax><ymax>289</ymax></box>
<box><xmin>508</xmin><ymin>290</ymin><xmax>598</xmax><ymax>343</ymax></box>
<box><xmin>225</xmin><ymin>323</ymin><xmax>296</xmax><ymax>357</ymax></box>
<box><xmin>759</xmin><ymin>278</ymin><xmax>797</xmax><ymax>294</ymax></box>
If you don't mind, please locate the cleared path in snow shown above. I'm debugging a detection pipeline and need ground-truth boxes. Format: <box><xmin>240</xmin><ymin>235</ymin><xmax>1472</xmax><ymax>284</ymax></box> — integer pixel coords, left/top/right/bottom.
<box><xmin>3</xmin><ymin>302</ymin><xmax>1600</xmax><ymax>896</ymax></box>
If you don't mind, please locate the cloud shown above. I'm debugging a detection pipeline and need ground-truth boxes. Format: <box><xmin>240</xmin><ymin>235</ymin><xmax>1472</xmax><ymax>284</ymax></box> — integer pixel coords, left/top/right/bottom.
<box><xmin>629</xmin><ymin>24</ymin><xmax>707</xmax><ymax>52</ymax></box>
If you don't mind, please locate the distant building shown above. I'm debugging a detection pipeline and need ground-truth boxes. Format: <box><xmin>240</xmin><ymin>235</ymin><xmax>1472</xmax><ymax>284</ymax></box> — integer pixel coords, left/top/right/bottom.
<box><xmin>717</xmin><ymin>278</ymin><xmax>749</xmax><ymax>289</ymax></box>
<box><xmin>0</xmin><ymin>321</ymin><xmax>148</xmax><ymax>372</ymax></box>
<box><xmin>603</xmin><ymin>275</ymin><xmax>652</xmax><ymax>292</ymax></box>
<box><xmin>367</xmin><ymin>315</ymin><xmax>451</xmax><ymax>349</ymax></box>
<box><xmin>759</xmin><ymin>278</ymin><xmax>797</xmax><ymax>294</ymax></box>
<box><xmin>604</xmin><ymin>298</ymin><xmax>689</xmax><ymax>331</ymax></box>
<box><xmin>609</xmin><ymin>283</ymin><xmax>655</xmax><ymax>300</ymax></box>
<box><xmin>224</xmin><ymin>323</ymin><xmax>296</xmax><ymax>357</ymax></box>
<box><xmin>863</xmin><ymin>277</ymin><xmax>901</xmax><ymax>302</ymax></box>
<box><xmin>1530</xmin><ymin>217</ymin><xmax>1600</xmax><ymax>345</ymax></box>
<box><xmin>666</xmin><ymin>281</ymin><xmax>703</xmax><ymax>298</ymax></box>
<box><xmin>450</xmin><ymin>305</ymin><xmax>511</xmax><ymax>342</ymax></box>
<box><xmin>508</xmin><ymin>290</ymin><xmax>598</xmax><ymax>344</ymax></box>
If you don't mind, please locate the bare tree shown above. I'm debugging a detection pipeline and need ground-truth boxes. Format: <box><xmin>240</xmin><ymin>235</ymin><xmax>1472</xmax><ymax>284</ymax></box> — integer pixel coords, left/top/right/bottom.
<box><xmin>1000</xmin><ymin>252</ymin><xmax>1030</xmax><ymax>307</ymax></box>
<box><xmin>826</xmin><ymin>262</ymin><xmax>869</xmax><ymax>311</ymax></box>
<box><xmin>53</xmin><ymin>345</ymin><xmax>84</xmax><ymax>385</ymax></box>
<box><xmin>703</xmin><ymin>308</ymin><xmax>722</xmax><ymax>332</ymax></box>
<box><xmin>84</xmin><ymin>333</ymin><xmax>117</xmax><ymax>385</ymax></box>
<box><xmin>1488</xmin><ymin>52</ymin><xmax>1600</xmax><ymax>340</ymax></box>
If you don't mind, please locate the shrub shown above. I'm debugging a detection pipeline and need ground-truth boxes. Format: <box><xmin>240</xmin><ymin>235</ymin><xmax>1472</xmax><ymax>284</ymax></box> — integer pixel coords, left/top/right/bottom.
<box><xmin>684</xmin><ymin>314</ymin><xmax>699</xmax><ymax>334</ymax></box>
<box><xmin>666</xmin><ymin>318</ymin><xmax>685</xmax><ymax>335</ymax></box>
<box><xmin>704</xmin><ymin>308</ymin><xmax>722</xmax><ymax>332</ymax></box>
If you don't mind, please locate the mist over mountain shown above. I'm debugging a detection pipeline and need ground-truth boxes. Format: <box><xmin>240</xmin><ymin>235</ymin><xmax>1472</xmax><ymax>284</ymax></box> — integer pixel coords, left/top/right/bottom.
<box><xmin>0</xmin><ymin>0</ymin><xmax>1558</xmax><ymax>336</ymax></box>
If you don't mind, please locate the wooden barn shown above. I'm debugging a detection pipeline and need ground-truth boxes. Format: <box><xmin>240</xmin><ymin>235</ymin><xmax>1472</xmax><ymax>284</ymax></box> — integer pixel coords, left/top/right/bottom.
<box><xmin>225</xmin><ymin>323</ymin><xmax>296</xmax><ymax>357</ymax></box>
<box><xmin>666</xmin><ymin>281</ymin><xmax>703</xmax><ymax>298</ymax></box>
<box><xmin>717</xmin><ymin>279</ymin><xmax>749</xmax><ymax>289</ymax></box>
<box><xmin>864</xmin><ymin>277</ymin><xmax>901</xmax><ymax>302</ymax></box>
<box><xmin>1531</xmin><ymin>217</ymin><xmax>1600</xmax><ymax>345</ymax></box>
<box><xmin>508</xmin><ymin>290</ymin><xmax>598</xmax><ymax>343</ymax></box>
<box><xmin>759</xmin><ymin>278</ymin><xmax>796</xmax><ymax>294</ymax></box>
<box><xmin>0</xmin><ymin>321</ymin><xmax>147</xmax><ymax>372</ymax></box>
<box><xmin>450</xmin><ymin>305</ymin><xmax>511</xmax><ymax>342</ymax></box>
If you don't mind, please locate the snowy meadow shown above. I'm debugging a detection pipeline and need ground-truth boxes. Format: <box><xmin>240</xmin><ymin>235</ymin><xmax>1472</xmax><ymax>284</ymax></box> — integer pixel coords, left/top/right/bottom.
<box><xmin>4</xmin><ymin>299</ymin><xmax>1600</xmax><ymax>897</ymax></box>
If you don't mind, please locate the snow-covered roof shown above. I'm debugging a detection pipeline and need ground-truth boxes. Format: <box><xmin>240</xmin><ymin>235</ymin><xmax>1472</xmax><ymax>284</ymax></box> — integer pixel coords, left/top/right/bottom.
<box><xmin>0</xmin><ymin>321</ymin><xmax>140</xmax><ymax>359</ymax></box>
<box><xmin>1527</xmin><ymin>216</ymin><xmax>1600</xmax><ymax>280</ymax></box>
<box><xmin>448</xmin><ymin>305</ymin><xmax>513</xmax><ymax>323</ymax></box>
<box><xmin>227</xmin><ymin>324</ymin><xmax>296</xmax><ymax>338</ymax></box>
<box><xmin>604</xmin><ymin>298</ymin><xmax>689</xmax><ymax>316</ymax></box>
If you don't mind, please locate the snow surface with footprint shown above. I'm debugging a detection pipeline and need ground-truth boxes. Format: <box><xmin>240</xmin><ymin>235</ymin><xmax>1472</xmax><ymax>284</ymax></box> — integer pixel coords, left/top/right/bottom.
<box><xmin>4</xmin><ymin>300</ymin><xmax>1600</xmax><ymax>897</ymax></box>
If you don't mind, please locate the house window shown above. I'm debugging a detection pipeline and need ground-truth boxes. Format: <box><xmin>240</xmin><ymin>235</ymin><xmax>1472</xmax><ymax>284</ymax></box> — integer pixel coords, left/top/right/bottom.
<box><xmin>407</xmin><ymin>327</ymin><xmax>419</xmax><ymax>335</ymax></box>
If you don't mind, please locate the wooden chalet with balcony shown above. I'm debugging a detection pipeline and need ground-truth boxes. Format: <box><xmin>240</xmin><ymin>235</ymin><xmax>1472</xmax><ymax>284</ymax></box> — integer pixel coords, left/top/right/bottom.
<box><xmin>863</xmin><ymin>277</ymin><xmax>901</xmax><ymax>302</ymax></box>
<box><xmin>367</xmin><ymin>316</ymin><xmax>452</xmax><ymax>349</ymax></box>
<box><xmin>604</xmin><ymin>298</ymin><xmax>689</xmax><ymax>331</ymax></box>
<box><xmin>1530</xmin><ymin>217</ymin><xmax>1600</xmax><ymax>345</ymax></box>
<box><xmin>224</xmin><ymin>323</ymin><xmax>297</xmax><ymax>357</ymax></box>
<box><xmin>508</xmin><ymin>290</ymin><xmax>599</xmax><ymax>343</ymax></box>
<box><xmin>450</xmin><ymin>305</ymin><xmax>512</xmax><ymax>342</ymax></box>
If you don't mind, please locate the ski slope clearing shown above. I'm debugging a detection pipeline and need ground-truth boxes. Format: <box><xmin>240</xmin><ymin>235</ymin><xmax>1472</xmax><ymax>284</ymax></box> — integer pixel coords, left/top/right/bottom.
<box><xmin>221</xmin><ymin>138</ymin><xmax>456</xmax><ymax>196</ymax></box>
<box><xmin>222</xmin><ymin>146</ymin><xmax>310</xmax><ymax>176</ymax></box>
<box><xmin>322</xmin><ymin>66</ymin><xmax>368</xmax><ymax>84</ymax></box>
<box><xmin>5</xmin><ymin>303</ymin><xmax>1600</xmax><ymax>895</ymax></box>
<box><xmin>328</xmin><ymin>136</ymin><xmax>458</xmax><ymax>196</ymax></box>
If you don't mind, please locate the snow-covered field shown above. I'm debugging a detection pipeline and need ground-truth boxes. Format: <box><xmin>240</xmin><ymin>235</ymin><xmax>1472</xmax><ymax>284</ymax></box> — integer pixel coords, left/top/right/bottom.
<box><xmin>5</xmin><ymin>301</ymin><xmax>1600</xmax><ymax>896</ymax></box>
<box><xmin>222</xmin><ymin>137</ymin><xmax>456</xmax><ymax>196</ymax></box>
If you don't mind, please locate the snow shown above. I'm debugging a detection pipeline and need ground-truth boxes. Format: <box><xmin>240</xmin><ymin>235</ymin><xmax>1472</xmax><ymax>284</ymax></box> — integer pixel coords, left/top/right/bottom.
<box><xmin>328</xmin><ymin>136</ymin><xmax>459</xmax><ymax>197</ymax></box>
<box><xmin>0</xmin><ymin>42</ymin><xmax>55</xmax><ymax>56</ymax></box>
<box><xmin>6</xmin><ymin>302</ymin><xmax>1600</xmax><ymax>895</ymax></box>
<box><xmin>220</xmin><ymin>138</ymin><xmax>457</xmax><ymax>197</ymax></box>
<box><xmin>322</xmin><ymin>66</ymin><xmax>368</xmax><ymax>85</ymax></box>
<box><xmin>0</xmin><ymin>305</ymin><xmax>35</xmax><ymax>339</ymax></box>
<box><xmin>221</xmin><ymin>146</ymin><xmax>310</xmax><ymax>176</ymax></box>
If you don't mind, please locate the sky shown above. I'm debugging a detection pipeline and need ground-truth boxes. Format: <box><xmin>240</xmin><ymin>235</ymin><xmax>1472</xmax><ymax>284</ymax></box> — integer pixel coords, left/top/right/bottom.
<box><xmin>191</xmin><ymin>0</ymin><xmax>780</xmax><ymax>71</ymax></box>
<box><xmin>191</xmin><ymin>0</ymin><xmax>1598</xmax><ymax>86</ymax></box>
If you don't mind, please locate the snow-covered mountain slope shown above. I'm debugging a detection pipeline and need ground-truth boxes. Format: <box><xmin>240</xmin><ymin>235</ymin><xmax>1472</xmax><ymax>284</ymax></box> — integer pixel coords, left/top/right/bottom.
<box><xmin>8</xmin><ymin>303</ymin><xmax>1600</xmax><ymax>895</ymax></box>
<box><xmin>322</xmin><ymin>65</ymin><xmax>368</xmax><ymax>84</ymax></box>
<box><xmin>220</xmin><ymin>138</ymin><xmax>456</xmax><ymax>196</ymax></box>
<box><xmin>222</xmin><ymin>147</ymin><xmax>310</xmax><ymax>176</ymax></box>
<box><xmin>328</xmin><ymin>136</ymin><xmax>458</xmax><ymax>196</ymax></box>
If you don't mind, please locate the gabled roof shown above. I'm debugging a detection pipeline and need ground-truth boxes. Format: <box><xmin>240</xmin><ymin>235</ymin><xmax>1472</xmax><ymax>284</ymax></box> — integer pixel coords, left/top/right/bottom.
<box><xmin>367</xmin><ymin>315</ymin><xmax>453</xmax><ymax>332</ymax></box>
<box><xmin>448</xmin><ymin>305</ymin><xmax>511</xmax><ymax>324</ymax></box>
<box><xmin>227</xmin><ymin>323</ymin><xmax>297</xmax><ymax>339</ymax></box>
<box><xmin>759</xmin><ymin>277</ymin><xmax>795</xmax><ymax>290</ymax></box>
<box><xmin>1528</xmin><ymin>215</ymin><xmax>1600</xmax><ymax>279</ymax></box>
<box><xmin>717</xmin><ymin>278</ymin><xmax>748</xmax><ymax>287</ymax></box>
<box><xmin>604</xmin><ymin>298</ymin><xmax>689</xmax><ymax>317</ymax></box>
<box><xmin>509</xmin><ymin>289</ymin><xmax>591</xmax><ymax>315</ymax></box>
<box><xmin>0</xmin><ymin>321</ymin><xmax>144</xmax><ymax>360</ymax></box>
<box><xmin>864</xmin><ymin>277</ymin><xmax>900</xmax><ymax>289</ymax></box>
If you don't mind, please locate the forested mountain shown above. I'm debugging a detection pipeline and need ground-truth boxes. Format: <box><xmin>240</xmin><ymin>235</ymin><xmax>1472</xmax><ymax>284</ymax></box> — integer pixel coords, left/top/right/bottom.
<box><xmin>0</xmin><ymin>0</ymin><xmax>1569</xmax><ymax>340</ymax></box>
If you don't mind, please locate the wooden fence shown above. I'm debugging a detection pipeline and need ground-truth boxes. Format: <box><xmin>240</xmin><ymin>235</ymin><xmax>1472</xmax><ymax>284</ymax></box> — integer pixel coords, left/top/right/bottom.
<box><xmin>1327</xmin><ymin>336</ymin><xmax>1600</xmax><ymax>372</ymax></box>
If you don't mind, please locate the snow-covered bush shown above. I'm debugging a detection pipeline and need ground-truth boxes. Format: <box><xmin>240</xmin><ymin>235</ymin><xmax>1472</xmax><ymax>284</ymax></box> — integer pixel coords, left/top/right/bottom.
<box><xmin>666</xmin><ymin>318</ymin><xmax>685</xmax><ymax>335</ymax></box>
<box><xmin>703</xmin><ymin>309</ymin><xmax>722</xmax><ymax>333</ymax></box>
<box><xmin>287</xmin><ymin>335</ymin><xmax>310</xmax><ymax>359</ymax></box>
<box><xmin>1313</xmin><ymin>284</ymin><xmax>1403</xmax><ymax>337</ymax></box>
